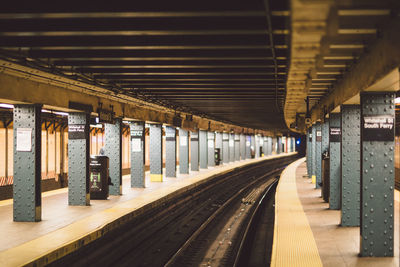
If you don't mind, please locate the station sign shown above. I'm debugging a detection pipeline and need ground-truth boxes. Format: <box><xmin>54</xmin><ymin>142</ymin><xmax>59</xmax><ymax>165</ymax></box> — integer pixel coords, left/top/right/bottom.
<box><xmin>329</xmin><ymin>127</ymin><xmax>341</xmax><ymax>142</ymax></box>
<box><xmin>97</xmin><ymin>108</ymin><xmax>115</xmax><ymax>124</ymax></box>
<box><xmin>316</xmin><ymin>130</ymin><xmax>322</xmax><ymax>142</ymax></box>
<box><xmin>68</xmin><ymin>124</ymin><xmax>87</xmax><ymax>139</ymax></box>
<box><xmin>362</xmin><ymin>115</ymin><xmax>394</xmax><ymax>141</ymax></box>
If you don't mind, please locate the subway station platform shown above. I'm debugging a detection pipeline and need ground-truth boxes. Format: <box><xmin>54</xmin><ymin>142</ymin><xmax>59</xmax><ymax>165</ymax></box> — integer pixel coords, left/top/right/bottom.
<box><xmin>0</xmin><ymin>152</ymin><xmax>295</xmax><ymax>267</ymax></box>
<box><xmin>272</xmin><ymin>158</ymin><xmax>399</xmax><ymax>267</ymax></box>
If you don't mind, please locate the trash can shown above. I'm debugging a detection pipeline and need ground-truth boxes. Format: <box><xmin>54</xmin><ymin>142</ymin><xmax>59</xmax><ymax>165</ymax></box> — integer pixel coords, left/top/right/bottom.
<box><xmin>89</xmin><ymin>155</ymin><xmax>110</xmax><ymax>200</ymax></box>
<box><xmin>214</xmin><ymin>148</ymin><xmax>221</xmax><ymax>165</ymax></box>
<box><xmin>321</xmin><ymin>151</ymin><xmax>330</xmax><ymax>202</ymax></box>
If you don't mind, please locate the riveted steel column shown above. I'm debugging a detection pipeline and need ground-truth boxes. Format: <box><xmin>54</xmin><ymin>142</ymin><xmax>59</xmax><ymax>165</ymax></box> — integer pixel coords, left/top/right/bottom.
<box><xmin>329</xmin><ymin>113</ymin><xmax>341</xmax><ymax>210</ymax></box>
<box><xmin>322</xmin><ymin>121</ymin><xmax>329</xmax><ymax>154</ymax></box>
<box><xmin>250</xmin><ymin>135</ymin><xmax>255</xmax><ymax>157</ymax></box>
<box><xmin>277</xmin><ymin>137</ymin><xmax>282</xmax><ymax>154</ymax></box>
<box><xmin>207</xmin><ymin>132</ymin><xmax>215</xmax><ymax>167</ymax></box>
<box><xmin>246</xmin><ymin>135</ymin><xmax>251</xmax><ymax>159</ymax></box>
<box><xmin>190</xmin><ymin>131</ymin><xmax>199</xmax><ymax>171</ymax></box>
<box><xmin>130</xmin><ymin>121</ymin><xmax>145</xmax><ymax>187</ymax></box>
<box><xmin>68</xmin><ymin>112</ymin><xmax>90</xmax><ymax>206</ymax></box>
<box><xmin>215</xmin><ymin>132</ymin><xmax>222</xmax><ymax>163</ymax></box>
<box><xmin>165</xmin><ymin>126</ymin><xmax>176</xmax><ymax>177</ymax></box>
<box><xmin>360</xmin><ymin>92</ymin><xmax>395</xmax><ymax>257</ymax></box>
<box><xmin>254</xmin><ymin>135</ymin><xmax>259</xmax><ymax>158</ymax></box>
<box><xmin>272</xmin><ymin>137</ymin><xmax>277</xmax><ymax>154</ymax></box>
<box><xmin>307</xmin><ymin>128</ymin><xmax>311</xmax><ymax>176</ymax></box>
<box><xmin>311</xmin><ymin>124</ymin><xmax>316</xmax><ymax>180</ymax></box>
<box><xmin>341</xmin><ymin>105</ymin><xmax>361</xmax><ymax>226</ymax></box>
<box><xmin>240</xmin><ymin>134</ymin><xmax>245</xmax><ymax>160</ymax></box>
<box><xmin>229</xmin><ymin>133</ymin><xmax>234</xmax><ymax>162</ymax></box>
<box><xmin>222</xmin><ymin>132</ymin><xmax>229</xmax><ymax>163</ymax></box>
<box><xmin>315</xmin><ymin>122</ymin><xmax>322</xmax><ymax>189</ymax></box>
<box><xmin>105</xmin><ymin>118</ymin><xmax>122</xmax><ymax>195</ymax></box>
<box><xmin>234</xmin><ymin>134</ymin><xmax>240</xmax><ymax>161</ymax></box>
<box><xmin>262</xmin><ymin>137</ymin><xmax>267</xmax><ymax>157</ymax></box>
<box><xmin>268</xmin><ymin>137</ymin><xmax>272</xmax><ymax>155</ymax></box>
<box><xmin>13</xmin><ymin>104</ymin><xmax>42</xmax><ymax>221</ymax></box>
<box><xmin>179</xmin><ymin>129</ymin><xmax>189</xmax><ymax>174</ymax></box>
<box><xmin>150</xmin><ymin>124</ymin><xmax>163</xmax><ymax>182</ymax></box>
<box><xmin>199</xmin><ymin>130</ymin><xmax>207</xmax><ymax>169</ymax></box>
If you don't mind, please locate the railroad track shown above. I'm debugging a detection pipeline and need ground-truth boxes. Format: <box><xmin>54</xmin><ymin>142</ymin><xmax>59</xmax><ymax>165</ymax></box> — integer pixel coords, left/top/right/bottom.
<box><xmin>50</xmin><ymin>155</ymin><xmax>297</xmax><ymax>267</ymax></box>
<box><xmin>165</xmin><ymin>172</ymin><xmax>279</xmax><ymax>267</ymax></box>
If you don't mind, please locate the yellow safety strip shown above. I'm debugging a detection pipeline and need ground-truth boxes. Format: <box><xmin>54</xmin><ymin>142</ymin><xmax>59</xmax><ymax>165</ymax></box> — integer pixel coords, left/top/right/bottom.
<box><xmin>150</xmin><ymin>174</ymin><xmax>163</xmax><ymax>182</ymax></box>
<box><xmin>271</xmin><ymin>157</ymin><xmax>323</xmax><ymax>267</ymax></box>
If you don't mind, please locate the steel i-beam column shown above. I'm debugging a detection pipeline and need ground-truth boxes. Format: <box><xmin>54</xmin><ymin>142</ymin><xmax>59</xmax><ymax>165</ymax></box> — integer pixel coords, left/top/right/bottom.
<box><xmin>255</xmin><ymin>135</ymin><xmax>260</xmax><ymax>158</ymax></box>
<box><xmin>277</xmin><ymin>137</ymin><xmax>282</xmax><ymax>154</ymax></box>
<box><xmin>360</xmin><ymin>92</ymin><xmax>395</xmax><ymax>257</ymax></box>
<box><xmin>179</xmin><ymin>129</ymin><xmax>189</xmax><ymax>174</ymax></box>
<box><xmin>234</xmin><ymin>134</ymin><xmax>240</xmax><ymax>161</ymax></box>
<box><xmin>315</xmin><ymin>122</ymin><xmax>322</xmax><ymax>189</ymax></box>
<box><xmin>150</xmin><ymin>124</ymin><xmax>163</xmax><ymax>182</ymax></box>
<box><xmin>130</xmin><ymin>121</ymin><xmax>145</xmax><ymax>187</ymax></box>
<box><xmin>263</xmin><ymin>137</ymin><xmax>267</xmax><ymax>157</ymax></box>
<box><xmin>68</xmin><ymin>112</ymin><xmax>90</xmax><ymax>206</ymax></box>
<box><xmin>199</xmin><ymin>130</ymin><xmax>208</xmax><ymax>169</ymax></box>
<box><xmin>240</xmin><ymin>134</ymin><xmax>245</xmax><ymax>160</ymax></box>
<box><xmin>13</xmin><ymin>104</ymin><xmax>42</xmax><ymax>221</ymax></box>
<box><xmin>268</xmin><ymin>137</ymin><xmax>272</xmax><ymax>155</ymax></box>
<box><xmin>311</xmin><ymin>124</ymin><xmax>316</xmax><ymax>182</ymax></box>
<box><xmin>165</xmin><ymin>126</ymin><xmax>176</xmax><ymax>177</ymax></box>
<box><xmin>105</xmin><ymin>118</ymin><xmax>122</xmax><ymax>195</ymax></box>
<box><xmin>222</xmin><ymin>132</ymin><xmax>229</xmax><ymax>163</ymax></box>
<box><xmin>272</xmin><ymin>137</ymin><xmax>277</xmax><ymax>155</ymax></box>
<box><xmin>341</xmin><ymin>105</ymin><xmax>361</xmax><ymax>226</ymax></box>
<box><xmin>307</xmin><ymin>128</ymin><xmax>312</xmax><ymax>177</ymax></box>
<box><xmin>215</xmin><ymin>132</ymin><xmax>223</xmax><ymax>163</ymax></box>
<box><xmin>229</xmin><ymin>133</ymin><xmax>234</xmax><ymax>162</ymax></box>
<box><xmin>246</xmin><ymin>135</ymin><xmax>251</xmax><ymax>159</ymax></box>
<box><xmin>329</xmin><ymin>113</ymin><xmax>341</xmax><ymax>210</ymax></box>
<box><xmin>190</xmin><ymin>131</ymin><xmax>199</xmax><ymax>171</ymax></box>
<box><xmin>322</xmin><ymin>121</ymin><xmax>329</xmax><ymax>196</ymax></box>
<box><xmin>207</xmin><ymin>131</ymin><xmax>215</xmax><ymax>167</ymax></box>
<box><xmin>250</xmin><ymin>135</ymin><xmax>255</xmax><ymax>157</ymax></box>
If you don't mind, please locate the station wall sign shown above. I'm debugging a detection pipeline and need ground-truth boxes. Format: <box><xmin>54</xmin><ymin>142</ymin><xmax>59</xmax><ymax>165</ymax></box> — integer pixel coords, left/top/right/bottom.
<box><xmin>362</xmin><ymin>115</ymin><xmax>394</xmax><ymax>141</ymax></box>
<box><xmin>97</xmin><ymin>108</ymin><xmax>115</xmax><ymax>124</ymax></box>
<box><xmin>329</xmin><ymin>127</ymin><xmax>341</xmax><ymax>142</ymax></box>
<box><xmin>316</xmin><ymin>130</ymin><xmax>322</xmax><ymax>142</ymax></box>
<box><xmin>68</xmin><ymin>124</ymin><xmax>86</xmax><ymax>139</ymax></box>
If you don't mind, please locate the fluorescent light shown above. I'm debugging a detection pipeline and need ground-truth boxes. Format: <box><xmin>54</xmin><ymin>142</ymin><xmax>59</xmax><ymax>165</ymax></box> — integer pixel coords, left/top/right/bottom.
<box><xmin>0</xmin><ymin>103</ymin><xmax>14</xmax><ymax>109</ymax></box>
<box><xmin>95</xmin><ymin>117</ymin><xmax>99</xmax><ymax>123</ymax></box>
<box><xmin>42</xmin><ymin>109</ymin><xmax>68</xmax><ymax>116</ymax></box>
<box><xmin>54</xmin><ymin>111</ymin><xmax>68</xmax><ymax>116</ymax></box>
<box><xmin>122</xmin><ymin>120</ymin><xmax>130</xmax><ymax>124</ymax></box>
<box><xmin>90</xmin><ymin>124</ymin><xmax>103</xmax><ymax>128</ymax></box>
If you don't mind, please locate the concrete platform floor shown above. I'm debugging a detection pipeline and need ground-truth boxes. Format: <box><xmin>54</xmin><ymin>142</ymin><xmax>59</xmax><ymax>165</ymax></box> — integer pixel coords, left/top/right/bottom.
<box><xmin>296</xmin><ymin>162</ymin><xmax>399</xmax><ymax>267</ymax></box>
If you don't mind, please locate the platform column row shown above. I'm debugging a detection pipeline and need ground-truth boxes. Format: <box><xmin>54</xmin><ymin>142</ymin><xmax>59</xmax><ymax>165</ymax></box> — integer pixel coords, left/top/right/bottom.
<box><xmin>329</xmin><ymin>113</ymin><xmax>341</xmax><ymax>210</ymax></box>
<box><xmin>105</xmin><ymin>118</ymin><xmax>122</xmax><ymax>195</ymax></box>
<box><xmin>13</xmin><ymin>104</ymin><xmax>42</xmax><ymax>221</ymax></box>
<box><xmin>341</xmin><ymin>105</ymin><xmax>361</xmax><ymax>226</ymax></box>
<box><xmin>165</xmin><ymin>126</ymin><xmax>176</xmax><ymax>178</ymax></box>
<box><xmin>179</xmin><ymin>129</ymin><xmax>189</xmax><ymax>174</ymax></box>
<box><xmin>207</xmin><ymin>131</ymin><xmax>215</xmax><ymax>167</ymax></box>
<box><xmin>360</xmin><ymin>92</ymin><xmax>395</xmax><ymax>257</ymax></box>
<box><xmin>130</xmin><ymin>121</ymin><xmax>145</xmax><ymax>187</ymax></box>
<box><xmin>229</xmin><ymin>133</ymin><xmax>234</xmax><ymax>162</ymax></box>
